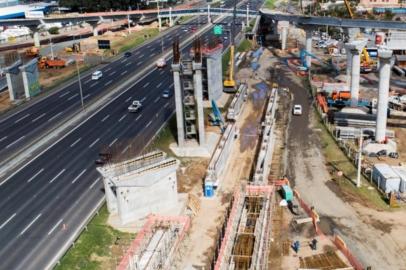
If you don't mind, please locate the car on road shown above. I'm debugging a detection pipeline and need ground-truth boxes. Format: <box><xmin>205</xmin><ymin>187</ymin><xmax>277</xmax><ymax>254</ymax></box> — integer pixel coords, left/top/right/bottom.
<box><xmin>128</xmin><ymin>100</ymin><xmax>142</xmax><ymax>112</ymax></box>
<box><xmin>162</xmin><ymin>89</ymin><xmax>172</xmax><ymax>98</ymax></box>
<box><xmin>292</xmin><ymin>104</ymin><xmax>302</xmax><ymax>115</ymax></box>
<box><xmin>156</xmin><ymin>57</ymin><xmax>166</xmax><ymax>68</ymax></box>
<box><xmin>124</xmin><ymin>51</ymin><xmax>132</xmax><ymax>57</ymax></box>
<box><xmin>95</xmin><ymin>152</ymin><xmax>112</xmax><ymax>165</ymax></box>
<box><xmin>92</xmin><ymin>70</ymin><xmax>103</xmax><ymax>80</ymax></box>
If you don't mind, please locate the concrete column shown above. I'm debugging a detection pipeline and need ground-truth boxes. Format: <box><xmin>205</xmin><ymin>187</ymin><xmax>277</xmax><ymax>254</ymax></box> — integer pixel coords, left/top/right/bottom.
<box><xmin>93</xmin><ymin>27</ymin><xmax>98</xmax><ymax>36</ymax></box>
<box><xmin>345</xmin><ymin>47</ymin><xmax>352</xmax><ymax>88</ymax></box>
<box><xmin>158</xmin><ymin>16</ymin><xmax>162</xmax><ymax>31</ymax></box>
<box><xmin>281</xmin><ymin>26</ymin><xmax>288</xmax><ymax>50</ymax></box>
<box><xmin>172</xmin><ymin>64</ymin><xmax>185</xmax><ymax>147</ymax></box>
<box><xmin>375</xmin><ymin>48</ymin><xmax>393</xmax><ymax>143</ymax></box>
<box><xmin>33</xmin><ymin>31</ymin><xmax>40</xmax><ymax>47</ymax></box>
<box><xmin>207</xmin><ymin>5</ymin><xmax>211</xmax><ymax>23</ymax></box>
<box><xmin>305</xmin><ymin>28</ymin><xmax>312</xmax><ymax>68</ymax></box>
<box><xmin>349</xmin><ymin>49</ymin><xmax>361</xmax><ymax>107</ymax></box>
<box><xmin>6</xmin><ymin>73</ymin><xmax>15</xmax><ymax>101</ymax></box>
<box><xmin>193</xmin><ymin>62</ymin><xmax>205</xmax><ymax>146</ymax></box>
<box><xmin>169</xmin><ymin>7</ymin><xmax>173</xmax><ymax>27</ymax></box>
<box><xmin>246</xmin><ymin>4</ymin><xmax>249</xmax><ymax>27</ymax></box>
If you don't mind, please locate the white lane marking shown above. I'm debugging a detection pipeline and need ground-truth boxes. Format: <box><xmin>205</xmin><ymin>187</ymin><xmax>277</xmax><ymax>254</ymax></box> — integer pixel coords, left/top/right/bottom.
<box><xmin>136</xmin><ymin>114</ymin><xmax>142</xmax><ymax>121</ymax></box>
<box><xmin>27</xmin><ymin>168</ymin><xmax>44</xmax><ymax>183</ymax></box>
<box><xmin>105</xmin><ymin>67</ymin><xmax>112</xmax><ymax>72</ymax></box>
<box><xmin>20</xmin><ymin>213</ymin><xmax>42</xmax><ymax>236</ymax></box>
<box><xmin>160</xmin><ymin>70</ymin><xmax>165</xmax><ymax>75</ymax></box>
<box><xmin>139</xmin><ymin>53</ymin><xmax>144</xmax><ymax>58</ymax></box>
<box><xmin>82</xmin><ymin>93</ymin><xmax>90</xmax><ymax>100</ymax></box>
<box><xmin>105</xmin><ymin>80</ymin><xmax>113</xmax><ymax>86</ymax></box>
<box><xmin>118</xmin><ymin>114</ymin><xmax>127</xmax><ymax>122</ymax></box>
<box><xmin>125</xmin><ymin>96</ymin><xmax>132</xmax><ymax>102</ymax></box>
<box><xmin>47</xmin><ymin>219</ymin><xmax>63</xmax><ymax>236</ymax></box>
<box><xmin>110</xmin><ymin>71</ymin><xmax>116</xmax><ymax>75</ymax></box>
<box><xmin>15</xmin><ymin>114</ymin><xmax>30</xmax><ymax>123</ymax></box>
<box><xmin>150</xmin><ymin>52</ymin><xmax>156</xmax><ymax>56</ymax></box>
<box><xmin>6</xmin><ymin>136</ymin><xmax>25</xmax><ymax>149</ymax></box>
<box><xmin>0</xmin><ymin>213</ymin><xmax>16</xmax><ymax>230</ymax></box>
<box><xmin>136</xmin><ymin>62</ymin><xmax>141</xmax><ymax>66</ymax></box>
<box><xmin>143</xmin><ymin>82</ymin><xmax>150</xmax><ymax>88</ymax></box>
<box><xmin>70</xmin><ymin>138</ymin><xmax>81</xmax><ymax>147</ymax></box>
<box><xmin>121</xmin><ymin>70</ymin><xmax>128</xmax><ymax>75</ymax></box>
<box><xmin>140</xmin><ymin>97</ymin><xmax>146</xmax><ymax>102</ymax></box>
<box><xmin>169</xmin><ymin>82</ymin><xmax>174</xmax><ymax>88</ymax></box>
<box><xmin>32</xmin><ymin>113</ymin><xmax>46</xmax><ymax>122</ymax></box>
<box><xmin>121</xmin><ymin>145</ymin><xmax>130</xmax><ymax>154</ymax></box>
<box><xmin>101</xmin><ymin>114</ymin><xmax>110</xmax><ymax>122</ymax></box>
<box><xmin>59</xmin><ymin>91</ymin><xmax>70</xmax><ymax>98</ymax></box>
<box><xmin>89</xmin><ymin>177</ymin><xmax>100</xmax><ymax>189</ymax></box>
<box><xmin>125</xmin><ymin>62</ymin><xmax>131</xmax><ymax>67</ymax></box>
<box><xmin>49</xmin><ymin>169</ymin><xmax>66</xmax><ymax>184</ymax></box>
<box><xmin>48</xmin><ymin>112</ymin><xmax>63</xmax><ymax>122</ymax></box>
<box><xmin>164</xmin><ymin>102</ymin><xmax>169</xmax><ymax>108</ymax></box>
<box><xmin>67</xmin><ymin>93</ymin><xmax>79</xmax><ymax>101</ymax></box>
<box><xmin>156</xmin><ymin>82</ymin><xmax>162</xmax><ymax>88</ymax></box>
<box><xmin>89</xmin><ymin>138</ymin><xmax>100</xmax><ymax>148</ymax></box>
<box><xmin>120</xmin><ymin>59</ymin><xmax>127</xmax><ymax>63</ymax></box>
<box><xmin>109</xmin><ymin>138</ymin><xmax>118</xmax><ymax>147</ymax></box>
<box><xmin>90</xmin><ymin>82</ymin><xmax>98</xmax><ymax>88</ymax></box>
<box><xmin>0</xmin><ymin>136</ymin><xmax>7</xmax><ymax>142</ymax></box>
<box><xmin>84</xmin><ymin>78</ymin><xmax>92</xmax><ymax>84</ymax></box>
<box><xmin>72</xmin><ymin>169</ymin><xmax>87</xmax><ymax>184</ymax></box>
<box><xmin>154</xmin><ymin>97</ymin><xmax>160</xmax><ymax>103</ymax></box>
<box><xmin>146</xmin><ymin>120</ymin><xmax>152</xmax><ymax>128</ymax></box>
<box><xmin>147</xmin><ymin>45</ymin><xmax>151</xmax><ymax>48</ymax></box>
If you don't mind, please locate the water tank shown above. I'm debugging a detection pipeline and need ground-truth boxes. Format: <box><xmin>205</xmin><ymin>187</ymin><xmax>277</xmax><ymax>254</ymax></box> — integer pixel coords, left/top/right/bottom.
<box><xmin>204</xmin><ymin>182</ymin><xmax>214</xmax><ymax>197</ymax></box>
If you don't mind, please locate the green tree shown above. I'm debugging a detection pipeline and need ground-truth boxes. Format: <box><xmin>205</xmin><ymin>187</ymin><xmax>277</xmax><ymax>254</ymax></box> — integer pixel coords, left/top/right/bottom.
<box><xmin>384</xmin><ymin>10</ymin><xmax>394</xmax><ymax>20</ymax></box>
<box><xmin>48</xmin><ymin>27</ymin><xmax>59</xmax><ymax>35</ymax></box>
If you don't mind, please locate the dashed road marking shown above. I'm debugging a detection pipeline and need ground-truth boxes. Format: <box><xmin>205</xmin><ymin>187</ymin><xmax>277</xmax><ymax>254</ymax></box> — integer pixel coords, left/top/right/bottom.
<box><xmin>15</xmin><ymin>114</ymin><xmax>30</xmax><ymax>123</ymax></box>
<box><xmin>49</xmin><ymin>169</ymin><xmax>66</xmax><ymax>184</ymax></box>
<box><xmin>156</xmin><ymin>82</ymin><xmax>162</xmax><ymax>88</ymax></box>
<box><xmin>154</xmin><ymin>97</ymin><xmax>160</xmax><ymax>103</ymax></box>
<box><xmin>136</xmin><ymin>114</ymin><xmax>142</xmax><ymax>121</ymax></box>
<box><xmin>47</xmin><ymin>219</ymin><xmax>63</xmax><ymax>236</ymax></box>
<box><xmin>70</xmin><ymin>138</ymin><xmax>81</xmax><ymax>147</ymax></box>
<box><xmin>143</xmin><ymin>82</ymin><xmax>150</xmax><ymax>88</ymax></box>
<box><xmin>67</xmin><ymin>93</ymin><xmax>79</xmax><ymax>101</ymax></box>
<box><xmin>48</xmin><ymin>112</ymin><xmax>63</xmax><ymax>122</ymax></box>
<box><xmin>121</xmin><ymin>70</ymin><xmax>128</xmax><ymax>75</ymax></box>
<box><xmin>32</xmin><ymin>113</ymin><xmax>46</xmax><ymax>122</ymax></box>
<box><xmin>0</xmin><ymin>213</ymin><xmax>16</xmax><ymax>230</ymax></box>
<box><xmin>109</xmin><ymin>138</ymin><xmax>118</xmax><ymax>147</ymax></box>
<box><xmin>89</xmin><ymin>138</ymin><xmax>100</xmax><ymax>148</ymax></box>
<box><xmin>6</xmin><ymin>136</ymin><xmax>25</xmax><ymax>149</ymax></box>
<box><xmin>101</xmin><ymin>114</ymin><xmax>110</xmax><ymax>122</ymax></box>
<box><xmin>105</xmin><ymin>80</ymin><xmax>113</xmax><ymax>86</ymax></box>
<box><xmin>27</xmin><ymin>168</ymin><xmax>44</xmax><ymax>183</ymax></box>
<box><xmin>89</xmin><ymin>177</ymin><xmax>100</xmax><ymax>189</ymax></box>
<box><xmin>20</xmin><ymin>213</ymin><xmax>42</xmax><ymax>236</ymax></box>
<box><xmin>72</xmin><ymin>169</ymin><xmax>87</xmax><ymax>184</ymax></box>
<box><xmin>146</xmin><ymin>120</ymin><xmax>152</xmax><ymax>128</ymax></box>
<box><xmin>118</xmin><ymin>114</ymin><xmax>127</xmax><ymax>122</ymax></box>
<box><xmin>125</xmin><ymin>96</ymin><xmax>132</xmax><ymax>102</ymax></box>
<box><xmin>59</xmin><ymin>91</ymin><xmax>70</xmax><ymax>98</ymax></box>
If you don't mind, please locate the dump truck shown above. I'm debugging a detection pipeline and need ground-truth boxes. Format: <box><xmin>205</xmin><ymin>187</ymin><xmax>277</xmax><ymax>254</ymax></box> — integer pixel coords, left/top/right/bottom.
<box><xmin>38</xmin><ymin>57</ymin><xmax>66</xmax><ymax>69</ymax></box>
<box><xmin>331</xmin><ymin>91</ymin><xmax>351</xmax><ymax>100</ymax></box>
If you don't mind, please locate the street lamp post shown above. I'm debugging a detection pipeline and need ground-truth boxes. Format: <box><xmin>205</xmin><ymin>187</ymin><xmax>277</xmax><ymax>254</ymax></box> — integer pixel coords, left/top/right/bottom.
<box><xmin>75</xmin><ymin>58</ymin><xmax>85</xmax><ymax>111</ymax></box>
<box><xmin>356</xmin><ymin>129</ymin><xmax>363</xmax><ymax>188</ymax></box>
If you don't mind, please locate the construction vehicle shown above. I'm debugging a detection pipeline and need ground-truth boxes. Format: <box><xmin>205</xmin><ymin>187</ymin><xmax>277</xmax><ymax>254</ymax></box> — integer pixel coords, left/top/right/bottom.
<box><xmin>388</xmin><ymin>95</ymin><xmax>406</xmax><ymax>111</ymax></box>
<box><xmin>25</xmin><ymin>47</ymin><xmax>39</xmax><ymax>57</ymax></box>
<box><xmin>209</xmin><ymin>100</ymin><xmax>225</xmax><ymax>132</ymax></box>
<box><xmin>223</xmin><ymin>44</ymin><xmax>236</xmax><ymax>90</ymax></box>
<box><xmin>156</xmin><ymin>57</ymin><xmax>166</xmax><ymax>68</ymax></box>
<box><xmin>331</xmin><ymin>91</ymin><xmax>351</xmax><ymax>100</ymax></box>
<box><xmin>38</xmin><ymin>57</ymin><xmax>66</xmax><ymax>69</ymax></box>
<box><xmin>65</xmin><ymin>42</ymin><xmax>81</xmax><ymax>53</ymax></box>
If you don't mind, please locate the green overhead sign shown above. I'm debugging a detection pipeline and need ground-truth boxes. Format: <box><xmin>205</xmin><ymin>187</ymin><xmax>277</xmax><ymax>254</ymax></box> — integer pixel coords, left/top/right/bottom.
<box><xmin>213</xmin><ymin>25</ymin><xmax>222</xmax><ymax>35</ymax></box>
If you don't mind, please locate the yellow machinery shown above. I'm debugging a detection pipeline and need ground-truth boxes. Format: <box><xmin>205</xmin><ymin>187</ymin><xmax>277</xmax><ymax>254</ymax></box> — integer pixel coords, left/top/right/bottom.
<box><xmin>344</xmin><ymin>0</ymin><xmax>354</xmax><ymax>19</ymax></box>
<box><xmin>223</xmin><ymin>45</ymin><xmax>236</xmax><ymax>88</ymax></box>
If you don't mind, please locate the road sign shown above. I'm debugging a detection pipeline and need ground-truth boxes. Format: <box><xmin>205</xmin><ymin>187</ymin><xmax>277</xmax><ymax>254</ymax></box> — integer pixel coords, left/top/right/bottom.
<box><xmin>214</xmin><ymin>25</ymin><xmax>222</xmax><ymax>35</ymax></box>
<box><xmin>98</xmin><ymin>39</ymin><xmax>111</xmax><ymax>50</ymax></box>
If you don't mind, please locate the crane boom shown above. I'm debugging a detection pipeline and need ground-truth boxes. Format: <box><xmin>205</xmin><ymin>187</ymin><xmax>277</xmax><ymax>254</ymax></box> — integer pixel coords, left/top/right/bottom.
<box><xmin>224</xmin><ymin>45</ymin><xmax>236</xmax><ymax>88</ymax></box>
<box><xmin>344</xmin><ymin>0</ymin><xmax>354</xmax><ymax>19</ymax></box>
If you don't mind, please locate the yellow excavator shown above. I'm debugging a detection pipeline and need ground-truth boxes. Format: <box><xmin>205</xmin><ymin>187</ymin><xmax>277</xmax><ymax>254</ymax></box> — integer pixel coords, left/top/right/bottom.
<box><xmin>224</xmin><ymin>45</ymin><xmax>236</xmax><ymax>89</ymax></box>
<box><xmin>343</xmin><ymin>0</ymin><xmax>375</xmax><ymax>73</ymax></box>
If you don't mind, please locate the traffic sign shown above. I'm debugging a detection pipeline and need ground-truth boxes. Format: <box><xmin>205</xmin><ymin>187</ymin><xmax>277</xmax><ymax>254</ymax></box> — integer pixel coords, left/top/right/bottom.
<box><xmin>214</xmin><ymin>25</ymin><xmax>222</xmax><ymax>35</ymax></box>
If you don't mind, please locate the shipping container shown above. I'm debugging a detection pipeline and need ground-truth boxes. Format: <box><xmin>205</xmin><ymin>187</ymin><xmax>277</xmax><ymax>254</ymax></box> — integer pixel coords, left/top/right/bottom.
<box><xmin>392</xmin><ymin>166</ymin><xmax>406</xmax><ymax>193</ymax></box>
<box><xmin>372</xmin><ymin>164</ymin><xmax>401</xmax><ymax>193</ymax></box>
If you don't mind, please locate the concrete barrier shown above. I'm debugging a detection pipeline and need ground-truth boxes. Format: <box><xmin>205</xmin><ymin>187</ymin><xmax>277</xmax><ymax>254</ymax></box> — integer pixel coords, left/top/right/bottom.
<box><xmin>204</xmin><ymin>123</ymin><xmax>237</xmax><ymax>193</ymax></box>
<box><xmin>253</xmin><ymin>88</ymin><xmax>278</xmax><ymax>184</ymax></box>
<box><xmin>227</xmin><ymin>83</ymin><xmax>248</xmax><ymax>121</ymax></box>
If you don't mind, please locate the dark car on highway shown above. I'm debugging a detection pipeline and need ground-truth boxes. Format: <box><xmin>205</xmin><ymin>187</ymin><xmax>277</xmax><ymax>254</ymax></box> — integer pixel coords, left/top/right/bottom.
<box><xmin>124</xmin><ymin>51</ymin><xmax>132</xmax><ymax>58</ymax></box>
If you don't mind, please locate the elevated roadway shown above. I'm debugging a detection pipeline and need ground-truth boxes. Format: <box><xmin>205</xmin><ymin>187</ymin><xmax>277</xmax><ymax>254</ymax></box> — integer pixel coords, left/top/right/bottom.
<box><xmin>0</xmin><ymin>0</ymin><xmax>262</xmax><ymax>268</ymax></box>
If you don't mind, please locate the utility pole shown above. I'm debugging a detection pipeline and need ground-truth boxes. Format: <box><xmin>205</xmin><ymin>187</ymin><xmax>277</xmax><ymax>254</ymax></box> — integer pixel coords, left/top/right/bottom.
<box><xmin>356</xmin><ymin>129</ymin><xmax>363</xmax><ymax>188</ymax></box>
<box><xmin>75</xmin><ymin>58</ymin><xmax>84</xmax><ymax>111</ymax></box>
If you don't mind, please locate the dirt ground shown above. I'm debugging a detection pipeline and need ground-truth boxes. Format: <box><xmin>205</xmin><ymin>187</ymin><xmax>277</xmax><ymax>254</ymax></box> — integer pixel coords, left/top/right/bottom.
<box><xmin>174</xmin><ymin>50</ymin><xmax>273</xmax><ymax>269</ymax></box>
<box><xmin>278</xmin><ymin>47</ymin><xmax>406</xmax><ymax>268</ymax></box>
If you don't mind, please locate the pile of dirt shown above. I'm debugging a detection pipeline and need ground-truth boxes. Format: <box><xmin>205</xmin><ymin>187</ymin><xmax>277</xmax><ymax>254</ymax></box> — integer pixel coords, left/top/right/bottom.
<box><xmin>177</xmin><ymin>158</ymin><xmax>209</xmax><ymax>194</ymax></box>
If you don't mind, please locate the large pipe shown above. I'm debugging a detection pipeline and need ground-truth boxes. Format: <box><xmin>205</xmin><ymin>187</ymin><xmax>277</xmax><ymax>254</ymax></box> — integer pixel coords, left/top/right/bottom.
<box><xmin>375</xmin><ymin>48</ymin><xmax>393</xmax><ymax>143</ymax></box>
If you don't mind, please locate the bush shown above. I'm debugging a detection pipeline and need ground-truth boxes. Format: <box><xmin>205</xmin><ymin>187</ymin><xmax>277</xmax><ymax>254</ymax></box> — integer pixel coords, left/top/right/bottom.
<box><xmin>48</xmin><ymin>27</ymin><xmax>59</xmax><ymax>35</ymax></box>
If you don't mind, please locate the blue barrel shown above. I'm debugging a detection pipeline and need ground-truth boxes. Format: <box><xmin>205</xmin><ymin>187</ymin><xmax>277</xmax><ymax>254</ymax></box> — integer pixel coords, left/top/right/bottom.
<box><xmin>204</xmin><ymin>183</ymin><xmax>214</xmax><ymax>197</ymax></box>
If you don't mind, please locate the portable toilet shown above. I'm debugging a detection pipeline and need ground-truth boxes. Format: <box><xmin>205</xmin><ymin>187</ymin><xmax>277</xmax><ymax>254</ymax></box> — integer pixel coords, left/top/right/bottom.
<box><xmin>204</xmin><ymin>182</ymin><xmax>214</xmax><ymax>197</ymax></box>
<box><xmin>282</xmin><ymin>185</ymin><xmax>293</xmax><ymax>201</ymax></box>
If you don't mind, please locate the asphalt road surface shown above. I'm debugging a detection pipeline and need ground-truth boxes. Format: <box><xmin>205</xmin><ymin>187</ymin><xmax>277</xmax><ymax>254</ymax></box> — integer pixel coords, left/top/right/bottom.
<box><xmin>0</xmin><ymin>0</ymin><xmax>263</xmax><ymax>268</ymax></box>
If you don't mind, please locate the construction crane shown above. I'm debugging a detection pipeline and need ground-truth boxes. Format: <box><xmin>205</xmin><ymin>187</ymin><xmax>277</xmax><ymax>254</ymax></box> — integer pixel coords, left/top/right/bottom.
<box><xmin>223</xmin><ymin>0</ymin><xmax>237</xmax><ymax>90</ymax></box>
<box><xmin>344</xmin><ymin>0</ymin><xmax>354</xmax><ymax>19</ymax></box>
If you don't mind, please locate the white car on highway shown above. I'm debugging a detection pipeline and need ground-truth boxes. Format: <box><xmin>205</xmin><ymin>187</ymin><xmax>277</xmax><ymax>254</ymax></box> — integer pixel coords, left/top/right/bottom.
<box><xmin>128</xmin><ymin>100</ymin><xmax>142</xmax><ymax>113</ymax></box>
<box><xmin>293</xmin><ymin>104</ymin><xmax>302</xmax><ymax>115</ymax></box>
<box><xmin>91</xmin><ymin>70</ymin><xmax>103</xmax><ymax>80</ymax></box>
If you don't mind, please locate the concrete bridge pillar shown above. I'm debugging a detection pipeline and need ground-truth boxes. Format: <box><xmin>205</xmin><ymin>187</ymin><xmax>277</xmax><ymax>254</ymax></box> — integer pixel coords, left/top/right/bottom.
<box><xmin>193</xmin><ymin>61</ymin><xmax>205</xmax><ymax>146</ymax></box>
<box><xmin>278</xmin><ymin>21</ymin><xmax>289</xmax><ymax>51</ymax></box>
<box><xmin>375</xmin><ymin>48</ymin><xmax>393</xmax><ymax>143</ymax></box>
<box><xmin>246</xmin><ymin>4</ymin><xmax>250</xmax><ymax>27</ymax></box>
<box><xmin>345</xmin><ymin>40</ymin><xmax>367</xmax><ymax>107</ymax></box>
<box><xmin>345</xmin><ymin>47</ymin><xmax>352</xmax><ymax>88</ymax></box>
<box><xmin>158</xmin><ymin>16</ymin><xmax>162</xmax><ymax>31</ymax></box>
<box><xmin>304</xmin><ymin>28</ymin><xmax>313</xmax><ymax>68</ymax></box>
<box><xmin>28</xmin><ymin>26</ymin><xmax>41</xmax><ymax>47</ymax></box>
<box><xmin>207</xmin><ymin>4</ymin><xmax>211</xmax><ymax>24</ymax></box>
<box><xmin>172</xmin><ymin>63</ymin><xmax>185</xmax><ymax>147</ymax></box>
<box><xmin>169</xmin><ymin>7</ymin><xmax>173</xmax><ymax>27</ymax></box>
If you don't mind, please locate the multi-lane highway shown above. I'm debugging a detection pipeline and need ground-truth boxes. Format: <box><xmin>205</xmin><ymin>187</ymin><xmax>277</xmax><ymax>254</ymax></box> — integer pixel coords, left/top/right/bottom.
<box><xmin>0</xmin><ymin>0</ymin><xmax>263</xmax><ymax>268</ymax></box>
<box><xmin>0</xmin><ymin>17</ymin><xmax>206</xmax><ymax>162</ymax></box>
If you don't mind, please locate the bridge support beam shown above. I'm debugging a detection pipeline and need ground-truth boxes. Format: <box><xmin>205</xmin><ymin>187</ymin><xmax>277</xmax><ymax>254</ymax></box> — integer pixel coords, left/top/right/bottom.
<box><xmin>345</xmin><ymin>40</ymin><xmax>367</xmax><ymax>107</ymax></box>
<box><xmin>158</xmin><ymin>16</ymin><xmax>162</xmax><ymax>31</ymax></box>
<box><xmin>278</xmin><ymin>21</ymin><xmax>289</xmax><ymax>51</ymax></box>
<box><xmin>304</xmin><ymin>28</ymin><xmax>313</xmax><ymax>68</ymax></box>
<box><xmin>193</xmin><ymin>61</ymin><xmax>205</xmax><ymax>146</ymax></box>
<box><xmin>33</xmin><ymin>31</ymin><xmax>40</xmax><ymax>47</ymax></box>
<box><xmin>246</xmin><ymin>4</ymin><xmax>250</xmax><ymax>27</ymax></box>
<box><xmin>169</xmin><ymin>7</ymin><xmax>173</xmax><ymax>27</ymax></box>
<box><xmin>172</xmin><ymin>63</ymin><xmax>185</xmax><ymax>147</ymax></box>
<box><xmin>375</xmin><ymin>48</ymin><xmax>392</xmax><ymax>143</ymax></box>
<box><xmin>207</xmin><ymin>5</ymin><xmax>211</xmax><ymax>24</ymax></box>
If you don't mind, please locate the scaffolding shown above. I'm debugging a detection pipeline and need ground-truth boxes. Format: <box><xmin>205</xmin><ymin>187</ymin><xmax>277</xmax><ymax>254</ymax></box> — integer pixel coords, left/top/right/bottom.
<box><xmin>117</xmin><ymin>215</ymin><xmax>190</xmax><ymax>270</ymax></box>
<box><xmin>214</xmin><ymin>185</ymin><xmax>274</xmax><ymax>270</ymax></box>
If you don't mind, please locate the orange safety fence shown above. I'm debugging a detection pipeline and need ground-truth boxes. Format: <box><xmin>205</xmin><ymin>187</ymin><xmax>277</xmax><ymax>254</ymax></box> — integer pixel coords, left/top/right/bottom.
<box><xmin>334</xmin><ymin>234</ymin><xmax>365</xmax><ymax>270</ymax></box>
<box><xmin>316</xmin><ymin>94</ymin><xmax>329</xmax><ymax>113</ymax></box>
<box><xmin>293</xmin><ymin>189</ymin><xmax>320</xmax><ymax>234</ymax></box>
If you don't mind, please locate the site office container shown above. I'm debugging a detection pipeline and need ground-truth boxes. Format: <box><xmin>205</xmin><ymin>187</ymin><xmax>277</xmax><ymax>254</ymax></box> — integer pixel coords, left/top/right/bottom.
<box><xmin>392</xmin><ymin>166</ymin><xmax>406</xmax><ymax>193</ymax></box>
<box><xmin>372</xmin><ymin>164</ymin><xmax>401</xmax><ymax>194</ymax></box>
